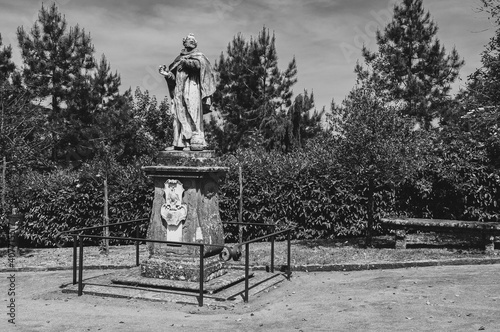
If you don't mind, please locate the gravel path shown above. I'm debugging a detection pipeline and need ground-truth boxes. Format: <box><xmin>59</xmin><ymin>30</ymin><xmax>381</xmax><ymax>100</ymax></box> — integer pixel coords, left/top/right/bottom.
<box><xmin>1</xmin><ymin>264</ymin><xmax>499</xmax><ymax>331</ymax></box>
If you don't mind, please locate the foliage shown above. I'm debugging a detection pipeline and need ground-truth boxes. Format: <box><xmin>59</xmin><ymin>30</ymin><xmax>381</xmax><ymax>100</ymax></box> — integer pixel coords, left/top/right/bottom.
<box><xmin>458</xmin><ymin>2</ymin><xmax>500</xmax><ymax>169</ymax></box>
<box><xmin>355</xmin><ymin>0</ymin><xmax>464</xmax><ymax>128</ymax></box>
<box><xmin>17</xmin><ymin>3</ymin><xmax>95</xmax><ymax>161</ymax></box>
<box><xmin>464</xmin><ymin>29</ymin><xmax>500</xmax><ymax>109</ymax></box>
<box><xmin>16</xmin><ymin>3</ymin><xmax>135</xmax><ymax>164</ymax></box>
<box><xmin>330</xmin><ymin>87</ymin><xmax>426</xmax><ymax>245</ymax></box>
<box><xmin>397</xmin><ymin>124</ymin><xmax>500</xmax><ymax>222</ymax></box>
<box><xmin>218</xmin><ymin>141</ymin><xmax>368</xmax><ymax>241</ymax></box>
<box><xmin>210</xmin><ymin>27</ymin><xmax>322</xmax><ymax>153</ymax></box>
<box><xmin>9</xmin><ymin>157</ymin><xmax>153</xmax><ymax>247</ymax></box>
<box><xmin>478</xmin><ymin>0</ymin><xmax>500</xmax><ymax>25</ymax></box>
<box><xmin>128</xmin><ymin>88</ymin><xmax>174</xmax><ymax>159</ymax></box>
<box><xmin>0</xmin><ymin>33</ymin><xmax>15</xmax><ymax>84</ymax></box>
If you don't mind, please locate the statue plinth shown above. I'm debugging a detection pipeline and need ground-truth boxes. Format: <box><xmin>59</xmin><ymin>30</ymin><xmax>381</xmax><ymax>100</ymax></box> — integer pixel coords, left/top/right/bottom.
<box><xmin>141</xmin><ymin>150</ymin><xmax>228</xmax><ymax>282</ymax></box>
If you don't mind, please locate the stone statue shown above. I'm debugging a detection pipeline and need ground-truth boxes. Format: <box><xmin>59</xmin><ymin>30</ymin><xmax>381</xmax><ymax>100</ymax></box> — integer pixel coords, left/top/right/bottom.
<box><xmin>159</xmin><ymin>33</ymin><xmax>216</xmax><ymax>151</ymax></box>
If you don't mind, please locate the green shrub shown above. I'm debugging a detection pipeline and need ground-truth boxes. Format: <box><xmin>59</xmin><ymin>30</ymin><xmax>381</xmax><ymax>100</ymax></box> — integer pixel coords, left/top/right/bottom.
<box><xmin>12</xmin><ymin>158</ymin><xmax>152</xmax><ymax>247</ymax></box>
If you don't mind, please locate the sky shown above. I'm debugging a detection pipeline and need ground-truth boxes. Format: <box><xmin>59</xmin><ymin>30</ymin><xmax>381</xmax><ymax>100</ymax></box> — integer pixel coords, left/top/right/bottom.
<box><xmin>0</xmin><ymin>0</ymin><xmax>496</xmax><ymax>111</ymax></box>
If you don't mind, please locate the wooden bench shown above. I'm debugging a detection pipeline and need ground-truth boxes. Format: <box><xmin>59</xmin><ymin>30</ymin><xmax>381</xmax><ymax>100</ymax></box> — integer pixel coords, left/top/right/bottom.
<box><xmin>380</xmin><ymin>218</ymin><xmax>500</xmax><ymax>252</ymax></box>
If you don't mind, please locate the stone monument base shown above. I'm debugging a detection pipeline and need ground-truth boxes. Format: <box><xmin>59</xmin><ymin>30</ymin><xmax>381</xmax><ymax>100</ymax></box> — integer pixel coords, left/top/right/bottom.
<box><xmin>157</xmin><ymin>149</ymin><xmax>215</xmax><ymax>164</ymax></box>
<box><xmin>141</xmin><ymin>255</ymin><xmax>227</xmax><ymax>282</ymax></box>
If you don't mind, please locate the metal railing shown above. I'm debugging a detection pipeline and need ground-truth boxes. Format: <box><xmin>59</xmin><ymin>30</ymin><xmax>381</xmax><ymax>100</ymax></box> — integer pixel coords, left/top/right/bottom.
<box><xmin>56</xmin><ymin>218</ymin><xmax>147</xmax><ymax>282</ymax></box>
<box><xmin>56</xmin><ymin>220</ymin><xmax>294</xmax><ymax>306</ymax></box>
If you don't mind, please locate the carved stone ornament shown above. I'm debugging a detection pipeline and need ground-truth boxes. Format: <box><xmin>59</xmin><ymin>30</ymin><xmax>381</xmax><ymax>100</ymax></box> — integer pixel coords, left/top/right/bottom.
<box><xmin>160</xmin><ymin>180</ymin><xmax>187</xmax><ymax>241</ymax></box>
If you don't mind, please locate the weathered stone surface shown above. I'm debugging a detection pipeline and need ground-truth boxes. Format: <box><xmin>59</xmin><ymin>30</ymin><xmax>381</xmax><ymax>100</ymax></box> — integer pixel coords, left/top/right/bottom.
<box><xmin>382</xmin><ymin>217</ymin><xmax>500</xmax><ymax>251</ymax></box>
<box><xmin>157</xmin><ymin>149</ymin><xmax>215</xmax><ymax>164</ymax></box>
<box><xmin>141</xmin><ymin>150</ymin><xmax>228</xmax><ymax>280</ymax></box>
<box><xmin>158</xmin><ymin>34</ymin><xmax>216</xmax><ymax>151</ymax></box>
<box><xmin>143</xmin><ymin>165</ymin><xmax>227</xmax><ymax>258</ymax></box>
<box><xmin>111</xmin><ymin>267</ymin><xmax>255</xmax><ymax>294</ymax></box>
<box><xmin>141</xmin><ymin>255</ymin><xmax>226</xmax><ymax>282</ymax></box>
<box><xmin>381</xmin><ymin>217</ymin><xmax>500</xmax><ymax>232</ymax></box>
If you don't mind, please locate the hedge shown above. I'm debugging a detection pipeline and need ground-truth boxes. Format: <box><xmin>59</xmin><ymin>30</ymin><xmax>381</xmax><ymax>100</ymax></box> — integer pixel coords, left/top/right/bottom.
<box><xmin>3</xmin><ymin>140</ymin><xmax>499</xmax><ymax>247</ymax></box>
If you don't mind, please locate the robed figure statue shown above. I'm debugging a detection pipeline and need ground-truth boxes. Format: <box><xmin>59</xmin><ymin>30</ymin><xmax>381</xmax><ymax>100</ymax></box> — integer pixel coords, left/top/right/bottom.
<box><xmin>159</xmin><ymin>34</ymin><xmax>216</xmax><ymax>151</ymax></box>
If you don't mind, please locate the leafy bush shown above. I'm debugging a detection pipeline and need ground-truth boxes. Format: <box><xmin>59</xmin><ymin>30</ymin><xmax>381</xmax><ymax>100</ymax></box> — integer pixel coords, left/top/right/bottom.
<box><xmin>6</xmin><ymin>127</ymin><xmax>499</xmax><ymax>248</ymax></box>
<box><xmin>11</xmin><ymin>158</ymin><xmax>152</xmax><ymax>247</ymax></box>
<box><xmin>218</xmin><ymin>137</ymin><xmax>373</xmax><ymax>241</ymax></box>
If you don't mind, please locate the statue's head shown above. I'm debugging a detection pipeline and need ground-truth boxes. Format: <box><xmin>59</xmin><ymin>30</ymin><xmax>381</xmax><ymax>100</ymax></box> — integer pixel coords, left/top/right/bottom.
<box><xmin>183</xmin><ymin>33</ymin><xmax>198</xmax><ymax>50</ymax></box>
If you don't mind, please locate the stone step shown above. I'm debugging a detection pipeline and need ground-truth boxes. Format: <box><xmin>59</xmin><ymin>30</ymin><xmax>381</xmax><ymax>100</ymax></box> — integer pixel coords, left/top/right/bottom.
<box><xmin>61</xmin><ymin>268</ymin><xmax>287</xmax><ymax>307</ymax></box>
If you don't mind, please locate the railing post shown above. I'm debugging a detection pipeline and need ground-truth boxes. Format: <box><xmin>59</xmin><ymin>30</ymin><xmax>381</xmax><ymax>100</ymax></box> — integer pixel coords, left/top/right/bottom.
<box><xmin>78</xmin><ymin>236</ymin><xmax>84</xmax><ymax>296</ymax></box>
<box><xmin>199</xmin><ymin>245</ymin><xmax>204</xmax><ymax>307</ymax></box>
<box><xmin>270</xmin><ymin>234</ymin><xmax>275</xmax><ymax>273</ymax></box>
<box><xmin>245</xmin><ymin>242</ymin><xmax>249</xmax><ymax>302</ymax></box>
<box><xmin>287</xmin><ymin>229</ymin><xmax>291</xmax><ymax>280</ymax></box>
<box><xmin>73</xmin><ymin>235</ymin><xmax>77</xmax><ymax>285</ymax></box>
<box><xmin>135</xmin><ymin>221</ymin><xmax>140</xmax><ymax>266</ymax></box>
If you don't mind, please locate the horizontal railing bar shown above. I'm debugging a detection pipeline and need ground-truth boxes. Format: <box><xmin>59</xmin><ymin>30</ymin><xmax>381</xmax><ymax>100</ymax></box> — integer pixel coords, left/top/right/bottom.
<box><xmin>66</xmin><ymin>227</ymin><xmax>294</xmax><ymax>249</ymax></box>
<box><xmin>66</xmin><ymin>234</ymin><xmax>206</xmax><ymax>248</ymax></box>
<box><xmin>239</xmin><ymin>228</ymin><xmax>295</xmax><ymax>246</ymax></box>
<box><xmin>222</xmin><ymin>222</ymin><xmax>276</xmax><ymax>227</ymax></box>
<box><xmin>56</xmin><ymin>218</ymin><xmax>148</xmax><ymax>236</ymax></box>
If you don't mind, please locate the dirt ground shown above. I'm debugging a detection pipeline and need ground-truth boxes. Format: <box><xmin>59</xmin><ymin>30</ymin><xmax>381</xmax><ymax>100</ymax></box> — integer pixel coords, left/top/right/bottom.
<box><xmin>1</xmin><ymin>264</ymin><xmax>499</xmax><ymax>332</ymax></box>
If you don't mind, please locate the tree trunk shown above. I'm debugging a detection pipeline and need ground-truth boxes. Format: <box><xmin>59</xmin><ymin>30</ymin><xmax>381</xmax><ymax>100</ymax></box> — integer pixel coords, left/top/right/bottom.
<box><xmin>1</xmin><ymin>156</ymin><xmax>6</xmax><ymax>216</ymax></box>
<box><xmin>366</xmin><ymin>178</ymin><xmax>375</xmax><ymax>248</ymax></box>
<box><xmin>102</xmin><ymin>176</ymin><xmax>109</xmax><ymax>255</ymax></box>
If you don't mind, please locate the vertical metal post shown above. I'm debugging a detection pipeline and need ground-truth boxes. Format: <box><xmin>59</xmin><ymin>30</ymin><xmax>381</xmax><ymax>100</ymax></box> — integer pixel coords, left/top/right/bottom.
<box><xmin>238</xmin><ymin>166</ymin><xmax>243</xmax><ymax>245</ymax></box>
<box><xmin>135</xmin><ymin>222</ymin><xmax>140</xmax><ymax>266</ymax></box>
<box><xmin>287</xmin><ymin>229</ymin><xmax>291</xmax><ymax>280</ymax></box>
<box><xmin>78</xmin><ymin>236</ymin><xmax>84</xmax><ymax>296</ymax></box>
<box><xmin>199</xmin><ymin>245</ymin><xmax>204</xmax><ymax>307</ymax></box>
<box><xmin>270</xmin><ymin>234</ymin><xmax>275</xmax><ymax>273</ymax></box>
<box><xmin>72</xmin><ymin>235</ymin><xmax>77</xmax><ymax>285</ymax></box>
<box><xmin>244</xmin><ymin>242</ymin><xmax>249</xmax><ymax>302</ymax></box>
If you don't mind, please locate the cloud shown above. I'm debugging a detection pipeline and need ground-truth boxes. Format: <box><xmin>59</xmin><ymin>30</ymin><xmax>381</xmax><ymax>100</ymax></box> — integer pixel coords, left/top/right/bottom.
<box><xmin>0</xmin><ymin>0</ymin><xmax>496</xmax><ymax>110</ymax></box>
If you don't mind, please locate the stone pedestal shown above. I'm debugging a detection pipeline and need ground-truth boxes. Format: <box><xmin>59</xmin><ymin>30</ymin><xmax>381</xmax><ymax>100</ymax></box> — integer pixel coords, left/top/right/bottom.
<box><xmin>141</xmin><ymin>150</ymin><xmax>228</xmax><ymax>281</ymax></box>
<box><xmin>141</xmin><ymin>255</ymin><xmax>226</xmax><ymax>282</ymax></box>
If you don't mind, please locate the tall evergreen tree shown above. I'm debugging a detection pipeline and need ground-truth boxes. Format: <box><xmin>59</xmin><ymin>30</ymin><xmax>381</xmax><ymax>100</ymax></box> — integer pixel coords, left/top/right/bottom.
<box><xmin>17</xmin><ymin>3</ymin><xmax>95</xmax><ymax>161</ymax></box>
<box><xmin>0</xmin><ymin>34</ymin><xmax>15</xmax><ymax>85</ymax></box>
<box><xmin>64</xmin><ymin>54</ymin><xmax>133</xmax><ymax>163</ymax></box>
<box><xmin>211</xmin><ymin>27</ymin><xmax>298</xmax><ymax>152</ymax></box>
<box><xmin>355</xmin><ymin>0</ymin><xmax>464</xmax><ymax>128</ymax></box>
<box><xmin>289</xmin><ymin>91</ymin><xmax>324</xmax><ymax>148</ymax></box>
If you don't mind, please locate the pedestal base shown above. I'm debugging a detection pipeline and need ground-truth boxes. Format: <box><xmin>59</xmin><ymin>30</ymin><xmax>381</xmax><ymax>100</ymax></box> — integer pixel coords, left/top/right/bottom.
<box><xmin>141</xmin><ymin>255</ymin><xmax>227</xmax><ymax>282</ymax></box>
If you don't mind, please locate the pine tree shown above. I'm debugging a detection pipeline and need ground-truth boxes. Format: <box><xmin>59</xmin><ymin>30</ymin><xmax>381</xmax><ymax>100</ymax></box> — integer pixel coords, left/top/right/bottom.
<box><xmin>17</xmin><ymin>3</ymin><xmax>95</xmax><ymax>161</ymax></box>
<box><xmin>0</xmin><ymin>34</ymin><xmax>15</xmax><ymax>86</ymax></box>
<box><xmin>63</xmin><ymin>54</ymin><xmax>133</xmax><ymax>163</ymax></box>
<box><xmin>212</xmin><ymin>27</ymin><xmax>298</xmax><ymax>152</ymax></box>
<box><xmin>289</xmin><ymin>91</ymin><xmax>324</xmax><ymax>148</ymax></box>
<box><xmin>355</xmin><ymin>0</ymin><xmax>464</xmax><ymax>128</ymax></box>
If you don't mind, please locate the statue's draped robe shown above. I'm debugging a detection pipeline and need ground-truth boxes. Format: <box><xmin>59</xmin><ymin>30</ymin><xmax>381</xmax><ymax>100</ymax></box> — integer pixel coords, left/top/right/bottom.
<box><xmin>166</xmin><ymin>49</ymin><xmax>216</xmax><ymax>149</ymax></box>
